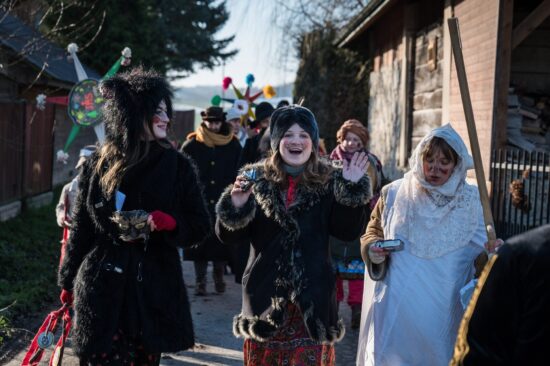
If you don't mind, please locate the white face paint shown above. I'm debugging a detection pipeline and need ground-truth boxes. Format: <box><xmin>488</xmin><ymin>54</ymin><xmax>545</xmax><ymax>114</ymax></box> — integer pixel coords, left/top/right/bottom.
<box><xmin>279</xmin><ymin>123</ymin><xmax>313</xmax><ymax>167</ymax></box>
<box><xmin>150</xmin><ymin>100</ymin><xmax>169</xmax><ymax>139</ymax></box>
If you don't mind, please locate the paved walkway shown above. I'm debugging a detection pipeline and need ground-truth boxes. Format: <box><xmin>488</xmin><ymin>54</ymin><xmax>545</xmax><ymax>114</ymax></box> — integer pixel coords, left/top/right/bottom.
<box><xmin>5</xmin><ymin>261</ymin><xmax>360</xmax><ymax>365</ymax></box>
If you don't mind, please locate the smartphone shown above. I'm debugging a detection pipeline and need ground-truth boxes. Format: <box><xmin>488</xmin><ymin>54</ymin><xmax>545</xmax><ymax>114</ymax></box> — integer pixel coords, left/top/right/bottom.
<box><xmin>373</xmin><ymin>239</ymin><xmax>404</xmax><ymax>252</ymax></box>
<box><xmin>240</xmin><ymin>169</ymin><xmax>257</xmax><ymax>191</ymax></box>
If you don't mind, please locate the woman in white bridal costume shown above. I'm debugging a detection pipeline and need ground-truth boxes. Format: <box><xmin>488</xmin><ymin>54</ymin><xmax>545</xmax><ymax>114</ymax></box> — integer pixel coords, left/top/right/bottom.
<box><xmin>357</xmin><ymin>124</ymin><xmax>500</xmax><ymax>366</ymax></box>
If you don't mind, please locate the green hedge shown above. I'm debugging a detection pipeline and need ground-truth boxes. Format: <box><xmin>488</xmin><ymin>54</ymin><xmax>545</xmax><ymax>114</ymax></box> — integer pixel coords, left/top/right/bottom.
<box><xmin>0</xmin><ymin>187</ymin><xmax>62</xmax><ymax>322</ymax></box>
<box><xmin>294</xmin><ymin>27</ymin><xmax>371</xmax><ymax>152</ymax></box>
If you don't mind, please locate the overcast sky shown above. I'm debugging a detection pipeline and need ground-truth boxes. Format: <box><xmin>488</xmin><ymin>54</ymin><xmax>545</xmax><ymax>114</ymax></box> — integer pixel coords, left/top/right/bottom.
<box><xmin>171</xmin><ymin>0</ymin><xmax>298</xmax><ymax>88</ymax></box>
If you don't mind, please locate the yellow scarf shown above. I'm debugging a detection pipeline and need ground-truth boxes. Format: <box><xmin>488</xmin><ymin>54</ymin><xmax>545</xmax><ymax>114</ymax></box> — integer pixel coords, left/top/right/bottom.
<box><xmin>187</xmin><ymin>124</ymin><xmax>234</xmax><ymax>147</ymax></box>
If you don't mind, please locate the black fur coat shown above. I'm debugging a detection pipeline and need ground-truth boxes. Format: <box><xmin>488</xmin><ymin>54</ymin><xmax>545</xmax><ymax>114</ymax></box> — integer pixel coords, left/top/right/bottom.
<box><xmin>58</xmin><ymin>142</ymin><xmax>210</xmax><ymax>357</ymax></box>
<box><xmin>180</xmin><ymin>130</ymin><xmax>241</xmax><ymax>261</ymax></box>
<box><xmin>215</xmin><ymin>162</ymin><xmax>372</xmax><ymax>344</ymax></box>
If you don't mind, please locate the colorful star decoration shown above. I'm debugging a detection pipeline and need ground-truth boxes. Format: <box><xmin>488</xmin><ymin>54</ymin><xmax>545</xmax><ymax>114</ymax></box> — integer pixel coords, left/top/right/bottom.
<box><xmin>211</xmin><ymin>74</ymin><xmax>276</xmax><ymax>121</ymax></box>
<box><xmin>35</xmin><ymin>45</ymin><xmax>132</xmax><ymax>164</ymax></box>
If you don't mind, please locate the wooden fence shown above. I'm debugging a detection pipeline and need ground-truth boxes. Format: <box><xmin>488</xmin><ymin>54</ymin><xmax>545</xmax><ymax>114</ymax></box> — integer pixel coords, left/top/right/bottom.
<box><xmin>170</xmin><ymin>109</ymin><xmax>195</xmax><ymax>146</ymax></box>
<box><xmin>0</xmin><ymin>100</ymin><xmax>54</xmax><ymax>205</ymax></box>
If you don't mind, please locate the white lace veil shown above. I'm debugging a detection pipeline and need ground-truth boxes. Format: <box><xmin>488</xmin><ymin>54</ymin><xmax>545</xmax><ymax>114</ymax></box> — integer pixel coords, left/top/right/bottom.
<box><xmin>384</xmin><ymin>123</ymin><xmax>481</xmax><ymax>258</ymax></box>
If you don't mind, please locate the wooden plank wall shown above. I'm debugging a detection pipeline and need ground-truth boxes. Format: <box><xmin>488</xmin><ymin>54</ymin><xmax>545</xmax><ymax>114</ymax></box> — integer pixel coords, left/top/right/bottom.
<box><xmin>412</xmin><ymin>24</ymin><xmax>444</xmax><ymax>149</ymax></box>
<box><xmin>510</xmin><ymin>16</ymin><xmax>550</xmax><ymax>93</ymax></box>
<box><xmin>24</xmin><ymin>103</ymin><xmax>54</xmax><ymax>196</ymax></box>
<box><xmin>0</xmin><ymin>101</ymin><xmax>25</xmax><ymax>204</ymax></box>
<box><xmin>171</xmin><ymin>110</ymin><xmax>195</xmax><ymax>146</ymax></box>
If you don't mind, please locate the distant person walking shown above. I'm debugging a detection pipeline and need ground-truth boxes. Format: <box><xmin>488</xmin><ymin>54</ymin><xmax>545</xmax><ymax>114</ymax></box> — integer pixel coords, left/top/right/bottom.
<box><xmin>55</xmin><ymin>145</ymin><xmax>96</xmax><ymax>267</ymax></box>
<box><xmin>276</xmin><ymin>99</ymin><xmax>290</xmax><ymax>109</ymax></box>
<box><xmin>181</xmin><ymin>106</ymin><xmax>242</xmax><ymax>295</ymax></box>
<box><xmin>239</xmin><ymin>101</ymin><xmax>274</xmax><ymax>167</ymax></box>
<box><xmin>226</xmin><ymin>108</ymin><xmax>248</xmax><ymax>147</ymax></box>
<box><xmin>328</xmin><ymin>119</ymin><xmax>384</xmax><ymax>329</ymax></box>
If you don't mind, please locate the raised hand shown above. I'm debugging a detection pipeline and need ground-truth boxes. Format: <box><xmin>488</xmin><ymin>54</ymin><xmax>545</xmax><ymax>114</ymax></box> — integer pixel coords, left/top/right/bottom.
<box><xmin>342</xmin><ymin>151</ymin><xmax>369</xmax><ymax>182</ymax></box>
<box><xmin>231</xmin><ymin>176</ymin><xmax>253</xmax><ymax>208</ymax></box>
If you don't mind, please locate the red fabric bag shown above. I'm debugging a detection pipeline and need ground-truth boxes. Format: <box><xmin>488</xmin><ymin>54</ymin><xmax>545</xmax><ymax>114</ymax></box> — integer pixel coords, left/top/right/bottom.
<box><xmin>21</xmin><ymin>304</ymin><xmax>72</xmax><ymax>366</ymax></box>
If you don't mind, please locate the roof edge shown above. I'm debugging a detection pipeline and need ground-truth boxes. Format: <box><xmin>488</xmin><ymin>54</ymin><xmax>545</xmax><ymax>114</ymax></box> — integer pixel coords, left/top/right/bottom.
<box><xmin>335</xmin><ymin>0</ymin><xmax>394</xmax><ymax>48</ymax></box>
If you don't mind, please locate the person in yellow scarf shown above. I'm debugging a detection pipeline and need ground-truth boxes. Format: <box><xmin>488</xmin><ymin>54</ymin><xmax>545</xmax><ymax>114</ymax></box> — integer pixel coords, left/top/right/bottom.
<box><xmin>181</xmin><ymin>106</ymin><xmax>242</xmax><ymax>295</ymax></box>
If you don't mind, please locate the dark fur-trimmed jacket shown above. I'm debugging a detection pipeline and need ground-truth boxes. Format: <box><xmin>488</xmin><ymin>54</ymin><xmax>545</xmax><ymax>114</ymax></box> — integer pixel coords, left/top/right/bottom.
<box><xmin>215</xmin><ymin>162</ymin><xmax>372</xmax><ymax>344</ymax></box>
<box><xmin>58</xmin><ymin>143</ymin><xmax>210</xmax><ymax>357</ymax></box>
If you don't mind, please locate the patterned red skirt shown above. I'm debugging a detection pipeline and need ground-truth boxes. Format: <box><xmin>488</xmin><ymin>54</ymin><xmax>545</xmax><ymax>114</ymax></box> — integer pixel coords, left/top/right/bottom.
<box><xmin>243</xmin><ymin>304</ymin><xmax>335</xmax><ymax>366</ymax></box>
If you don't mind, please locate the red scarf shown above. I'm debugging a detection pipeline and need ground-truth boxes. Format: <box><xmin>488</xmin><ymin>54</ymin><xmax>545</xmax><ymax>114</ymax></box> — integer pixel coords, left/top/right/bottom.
<box><xmin>286</xmin><ymin>176</ymin><xmax>298</xmax><ymax>208</ymax></box>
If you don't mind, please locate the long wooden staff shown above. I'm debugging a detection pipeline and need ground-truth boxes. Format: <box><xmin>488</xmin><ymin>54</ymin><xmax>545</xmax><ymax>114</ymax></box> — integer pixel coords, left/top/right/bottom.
<box><xmin>448</xmin><ymin>17</ymin><xmax>497</xmax><ymax>242</ymax></box>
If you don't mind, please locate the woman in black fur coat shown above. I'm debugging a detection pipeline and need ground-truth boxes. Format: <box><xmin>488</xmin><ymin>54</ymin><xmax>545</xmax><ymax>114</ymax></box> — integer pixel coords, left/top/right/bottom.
<box><xmin>215</xmin><ymin>105</ymin><xmax>372</xmax><ymax>365</ymax></box>
<box><xmin>58</xmin><ymin>67</ymin><xmax>210</xmax><ymax>365</ymax></box>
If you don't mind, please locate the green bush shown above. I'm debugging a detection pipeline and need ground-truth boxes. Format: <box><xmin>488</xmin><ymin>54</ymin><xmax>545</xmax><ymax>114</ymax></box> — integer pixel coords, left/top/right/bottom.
<box><xmin>294</xmin><ymin>27</ymin><xmax>371</xmax><ymax>151</ymax></box>
<box><xmin>0</xmin><ymin>314</ymin><xmax>12</xmax><ymax>346</ymax></box>
<box><xmin>0</xmin><ymin>187</ymin><xmax>63</xmax><ymax>335</ymax></box>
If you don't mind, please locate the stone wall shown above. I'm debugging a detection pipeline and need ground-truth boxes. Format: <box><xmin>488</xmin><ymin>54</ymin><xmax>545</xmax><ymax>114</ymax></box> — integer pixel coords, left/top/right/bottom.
<box><xmin>412</xmin><ymin>24</ymin><xmax>444</xmax><ymax>149</ymax></box>
<box><xmin>368</xmin><ymin>60</ymin><xmax>404</xmax><ymax>180</ymax></box>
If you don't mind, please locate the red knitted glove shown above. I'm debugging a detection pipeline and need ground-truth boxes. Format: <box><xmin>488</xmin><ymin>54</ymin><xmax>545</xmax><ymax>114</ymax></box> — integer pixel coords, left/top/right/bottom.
<box><xmin>60</xmin><ymin>289</ymin><xmax>73</xmax><ymax>305</ymax></box>
<box><xmin>150</xmin><ymin>210</ymin><xmax>176</xmax><ymax>231</ymax></box>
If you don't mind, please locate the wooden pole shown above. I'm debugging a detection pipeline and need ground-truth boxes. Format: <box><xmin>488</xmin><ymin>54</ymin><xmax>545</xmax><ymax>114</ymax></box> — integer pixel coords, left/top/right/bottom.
<box><xmin>447</xmin><ymin>17</ymin><xmax>497</xmax><ymax>241</ymax></box>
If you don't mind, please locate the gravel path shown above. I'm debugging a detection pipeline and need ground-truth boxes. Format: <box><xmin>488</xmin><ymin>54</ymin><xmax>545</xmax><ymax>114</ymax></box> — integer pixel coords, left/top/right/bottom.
<box><xmin>4</xmin><ymin>260</ymin><xmax>360</xmax><ymax>365</ymax></box>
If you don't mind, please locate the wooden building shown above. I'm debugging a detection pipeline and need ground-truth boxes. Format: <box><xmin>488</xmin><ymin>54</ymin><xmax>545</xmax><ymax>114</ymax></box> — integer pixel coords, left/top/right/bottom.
<box><xmin>336</xmin><ymin>0</ymin><xmax>550</xmax><ymax>236</ymax></box>
<box><xmin>0</xmin><ymin>11</ymin><xmax>99</xmax><ymax>220</ymax></box>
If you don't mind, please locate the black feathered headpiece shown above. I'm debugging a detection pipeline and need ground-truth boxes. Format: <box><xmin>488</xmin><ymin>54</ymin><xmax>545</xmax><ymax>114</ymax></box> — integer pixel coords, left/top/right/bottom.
<box><xmin>100</xmin><ymin>67</ymin><xmax>173</xmax><ymax>151</ymax></box>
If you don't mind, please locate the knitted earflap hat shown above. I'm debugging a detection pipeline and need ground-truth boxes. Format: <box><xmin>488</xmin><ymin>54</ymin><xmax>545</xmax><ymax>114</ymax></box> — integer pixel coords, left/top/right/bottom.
<box><xmin>99</xmin><ymin>67</ymin><xmax>173</xmax><ymax>151</ymax></box>
<box><xmin>269</xmin><ymin>105</ymin><xmax>319</xmax><ymax>152</ymax></box>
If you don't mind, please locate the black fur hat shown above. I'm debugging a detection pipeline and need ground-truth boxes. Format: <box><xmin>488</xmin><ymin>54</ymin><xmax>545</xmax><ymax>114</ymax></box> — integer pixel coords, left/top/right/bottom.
<box><xmin>100</xmin><ymin>67</ymin><xmax>173</xmax><ymax>151</ymax></box>
<box><xmin>269</xmin><ymin>105</ymin><xmax>319</xmax><ymax>152</ymax></box>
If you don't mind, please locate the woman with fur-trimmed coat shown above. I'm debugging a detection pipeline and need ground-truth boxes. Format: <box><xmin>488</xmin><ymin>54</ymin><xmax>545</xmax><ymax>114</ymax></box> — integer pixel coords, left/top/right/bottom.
<box><xmin>58</xmin><ymin>68</ymin><xmax>210</xmax><ymax>365</ymax></box>
<box><xmin>215</xmin><ymin>105</ymin><xmax>372</xmax><ymax>365</ymax></box>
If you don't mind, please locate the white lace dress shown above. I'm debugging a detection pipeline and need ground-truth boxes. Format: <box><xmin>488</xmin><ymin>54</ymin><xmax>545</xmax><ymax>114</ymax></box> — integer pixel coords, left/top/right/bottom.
<box><xmin>357</xmin><ymin>124</ymin><xmax>488</xmax><ymax>366</ymax></box>
<box><xmin>358</xmin><ymin>233</ymin><xmax>486</xmax><ymax>365</ymax></box>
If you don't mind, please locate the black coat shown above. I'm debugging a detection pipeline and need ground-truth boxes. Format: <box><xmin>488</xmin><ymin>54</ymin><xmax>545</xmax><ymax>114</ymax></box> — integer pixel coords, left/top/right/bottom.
<box><xmin>58</xmin><ymin>142</ymin><xmax>210</xmax><ymax>357</ymax></box>
<box><xmin>454</xmin><ymin>224</ymin><xmax>550</xmax><ymax>366</ymax></box>
<box><xmin>181</xmin><ymin>132</ymin><xmax>241</xmax><ymax>261</ymax></box>
<box><xmin>215</xmin><ymin>162</ymin><xmax>372</xmax><ymax>344</ymax></box>
<box><xmin>239</xmin><ymin>128</ymin><xmax>267</xmax><ymax>167</ymax></box>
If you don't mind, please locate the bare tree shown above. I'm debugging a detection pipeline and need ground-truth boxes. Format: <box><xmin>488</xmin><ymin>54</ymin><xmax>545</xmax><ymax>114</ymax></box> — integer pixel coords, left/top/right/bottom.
<box><xmin>260</xmin><ymin>0</ymin><xmax>366</xmax><ymax>82</ymax></box>
<box><xmin>271</xmin><ymin>0</ymin><xmax>366</xmax><ymax>38</ymax></box>
<box><xmin>1</xmin><ymin>0</ymin><xmax>106</xmax><ymax>71</ymax></box>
